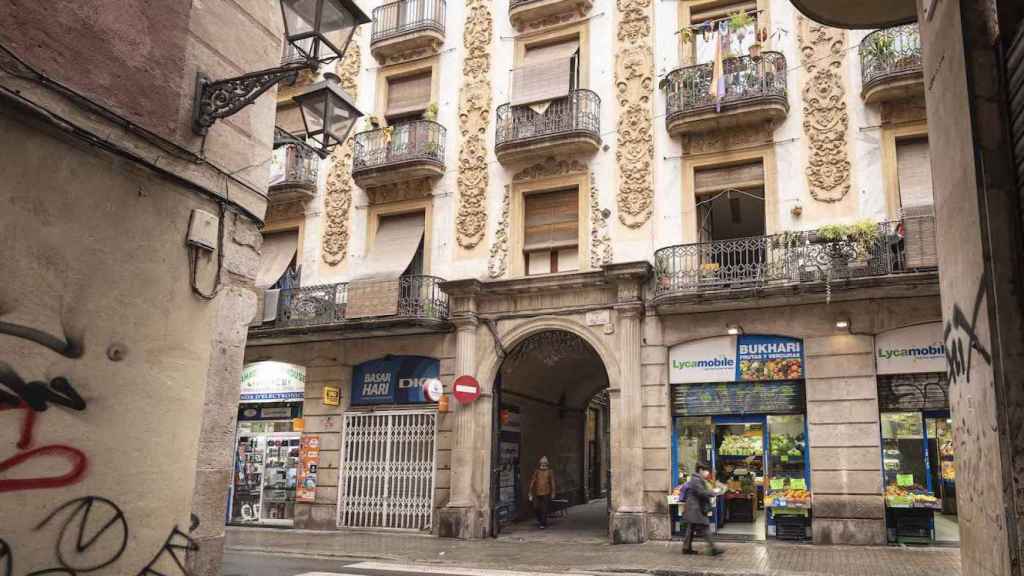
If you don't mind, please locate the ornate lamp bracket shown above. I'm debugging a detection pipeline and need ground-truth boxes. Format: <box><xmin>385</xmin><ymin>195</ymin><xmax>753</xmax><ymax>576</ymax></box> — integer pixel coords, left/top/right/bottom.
<box><xmin>192</xmin><ymin>61</ymin><xmax>315</xmax><ymax>135</ymax></box>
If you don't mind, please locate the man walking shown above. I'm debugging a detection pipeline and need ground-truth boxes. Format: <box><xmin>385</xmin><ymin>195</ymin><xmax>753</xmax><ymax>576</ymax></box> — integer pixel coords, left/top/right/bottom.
<box><xmin>529</xmin><ymin>456</ymin><xmax>556</xmax><ymax>529</ymax></box>
<box><xmin>681</xmin><ymin>463</ymin><xmax>723</xmax><ymax>556</ymax></box>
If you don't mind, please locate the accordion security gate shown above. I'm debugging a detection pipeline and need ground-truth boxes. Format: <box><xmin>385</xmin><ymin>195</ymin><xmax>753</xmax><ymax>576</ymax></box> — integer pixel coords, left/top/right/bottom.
<box><xmin>338</xmin><ymin>411</ymin><xmax>438</xmax><ymax>530</ymax></box>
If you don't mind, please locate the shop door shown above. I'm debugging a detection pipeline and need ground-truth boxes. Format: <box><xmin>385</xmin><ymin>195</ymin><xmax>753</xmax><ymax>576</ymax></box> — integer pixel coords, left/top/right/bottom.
<box><xmin>338</xmin><ymin>411</ymin><xmax>438</xmax><ymax>530</ymax></box>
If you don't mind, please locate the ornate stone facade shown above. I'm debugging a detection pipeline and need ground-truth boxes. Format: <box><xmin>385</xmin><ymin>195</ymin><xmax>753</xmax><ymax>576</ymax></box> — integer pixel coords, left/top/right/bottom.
<box><xmin>615</xmin><ymin>0</ymin><xmax>654</xmax><ymax>228</ymax></box>
<box><xmin>512</xmin><ymin>157</ymin><xmax>586</xmax><ymax>182</ymax></box>
<box><xmin>365</xmin><ymin>178</ymin><xmax>433</xmax><ymax>205</ymax></box>
<box><xmin>321</xmin><ymin>32</ymin><xmax>361</xmax><ymax>265</ymax></box>
<box><xmin>384</xmin><ymin>47</ymin><xmax>434</xmax><ymax>66</ymax></box>
<box><xmin>798</xmin><ymin>17</ymin><xmax>851</xmax><ymax>203</ymax></box>
<box><xmin>589</xmin><ymin>171</ymin><xmax>612</xmax><ymax>268</ymax></box>
<box><xmin>455</xmin><ymin>0</ymin><xmax>493</xmax><ymax>249</ymax></box>
<box><xmin>681</xmin><ymin>125</ymin><xmax>772</xmax><ymax>155</ymax></box>
<box><xmin>488</xmin><ymin>185</ymin><xmax>511</xmax><ymax>278</ymax></box>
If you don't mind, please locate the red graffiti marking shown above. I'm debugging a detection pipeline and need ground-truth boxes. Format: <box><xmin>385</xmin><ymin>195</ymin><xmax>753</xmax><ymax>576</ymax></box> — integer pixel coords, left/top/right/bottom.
<box><xmin>0</xmin><ymin>401</ymin><xmax>88</xmax><ymax>492</ymax></box>
<box><xmin>0</xmin><ymin>445</ymin><xmax>87</xmax><ymax>493</ymax></box>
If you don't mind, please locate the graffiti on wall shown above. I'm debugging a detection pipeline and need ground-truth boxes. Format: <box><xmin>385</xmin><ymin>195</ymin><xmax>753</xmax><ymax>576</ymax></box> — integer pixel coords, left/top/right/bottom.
<box><xmin>0</xmin><ymin>496</ymin><xmax>198</xmax><ymax>576</ymax></box>
<box><xmin>0</xmin><ymin>319</ymin><xmax>88</xmax><ymax>493</ymax></box>
<box><xmin>943</xmin><ymin>272</ymin><xmax>993</xmax><ymax>384</ymax></box>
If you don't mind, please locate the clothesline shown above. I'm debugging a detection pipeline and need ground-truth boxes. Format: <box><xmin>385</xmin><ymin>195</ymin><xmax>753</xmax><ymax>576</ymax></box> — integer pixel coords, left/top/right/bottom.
<box><xmin>674</xmin><ymin>8</ymin><xmax>764</xmax><ymax>36</ymax></box>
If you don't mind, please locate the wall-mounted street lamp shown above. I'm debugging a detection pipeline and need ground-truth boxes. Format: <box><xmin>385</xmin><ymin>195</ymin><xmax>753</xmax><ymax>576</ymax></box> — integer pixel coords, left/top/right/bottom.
<box><xmin>192</xmin><ymin>0</ymin><xmax>369</xmax><ymax>158</ymax></box>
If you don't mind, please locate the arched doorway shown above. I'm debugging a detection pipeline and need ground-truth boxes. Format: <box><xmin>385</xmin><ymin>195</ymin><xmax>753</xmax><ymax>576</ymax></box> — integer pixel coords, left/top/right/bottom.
<box><xmin>490</xmin><ymin>329</ymin><xmax>611</xmax><ymax>540</ymax></box>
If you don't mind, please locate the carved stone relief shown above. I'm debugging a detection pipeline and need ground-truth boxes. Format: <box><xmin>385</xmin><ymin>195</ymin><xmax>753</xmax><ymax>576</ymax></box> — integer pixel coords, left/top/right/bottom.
<box><xmin>321</xmin><ymin>31</ymin><xmax>362</xmax><ymax>265</ymax></box>
<box><xmin>589</xmin><ymin>171</ymin><xmax>612</xmax><ymax>268</ymax></box>
<box><xmin>682</xmin><ymin>124</ymin><xmax>772</xmax><ymax>155</ymax></box>
<box><xmin>615</xmin><ymin>0</ymin><xmax>654</xmax><ymax>228</ymax></box>
<box><xmin>384</xmin><ymin>47</ymin><xmax>433</xmax><ymax>66</ymax></box>
<box><xmin>455</xmin><ymin>0</ymin><xmax>493</xmax><ymax>249</ymax></box>
<box><xmin>364</xmin><ymin>178</ymin><xmax>433</xmax><ymax>205</ymax></box>
<box><xmin>798</xmin><ymin>17</ymin><xmax>851</xmax><ymax>203</ymax></box>
<box><xmin>488</xmin><ymin>185</ymin><xmax>511</xmax><ymax>279</ymax></box>
<box><xmin>882</xmin><ymin>94</ymin><xmax>928</xmax><ymax>125</ymax></box>
<box><xmin>266</xmin><ymin>199</ymin><xmax>307</xmax><ymax>223</ymax></box>
<box><xmin>512</xmin><ymin>157</ymin><xmax>586</xmax><ymax>182</ymax></box>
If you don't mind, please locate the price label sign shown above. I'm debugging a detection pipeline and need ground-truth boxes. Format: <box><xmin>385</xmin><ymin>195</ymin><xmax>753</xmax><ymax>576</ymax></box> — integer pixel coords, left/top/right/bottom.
<box><xmin>790</xmin><ymin>478</ymin><xmax>807</xmax><ymax>490</ymax></box>
<box><xmin>897</xmin><ymin>473</ymin><xmax>914</xmax><ymax>487</ymax></box>
<box><xmin>770</xmin><ymin>478</ymin><xmax>785</xmax><ymax>490</ymax></box>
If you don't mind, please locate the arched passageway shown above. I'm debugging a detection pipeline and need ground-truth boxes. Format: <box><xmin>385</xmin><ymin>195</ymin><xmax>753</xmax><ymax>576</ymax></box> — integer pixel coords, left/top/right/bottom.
<box><xmin>491</xmin><ymin>329</ymin><xmax>611</xmax><ymax>541</ymax></box>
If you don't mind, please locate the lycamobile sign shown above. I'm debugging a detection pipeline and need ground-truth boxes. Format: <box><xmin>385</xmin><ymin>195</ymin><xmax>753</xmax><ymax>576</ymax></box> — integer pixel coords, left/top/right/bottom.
<box><xmin>669</xmin><ymin>335</ymin><xmax>804</xmax><ymax>384</ymax></box>
<box><xmin>876</xmin><ymin>323</ymin><xmax>946</xmax><ymax>375</ymax></box>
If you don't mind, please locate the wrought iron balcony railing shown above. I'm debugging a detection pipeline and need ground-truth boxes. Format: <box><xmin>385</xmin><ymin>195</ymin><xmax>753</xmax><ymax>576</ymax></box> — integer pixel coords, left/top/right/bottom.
<box><xmin>653</xmin><ymin>216</ymin><xmax>937</xmax><ymax>297</ymax></box>
<box><xmin>495</xmin><ymin>89</ymin><xmax>601</xmax><ymax>149</ymax></box>
<box><xmin>268</xmin><ymin>275</ymin><xmax>449</xmax><ymax>329</ymax></box>
<box><xmin>371</xmin><ymin>0</ymin><xmax>446</xmax><ymax>44</ymax></box>
<box><xmin>352</xmin><ymin>121</ymin><xmax>446</xmax><ymax>172</ymax></box>
<box><xmin>269</xmin><ymin>142</ymin><xmax>319</xmax><ymax>193</ymax></box>
<box><xmin>664</xmin><ymin>52</ymin><xmax>787</xmax><ymax>117</ymax></box>
<box><xmin>860</xmin><ymin>23</ymin><xmax>923</xmax><ymax>91</ymax></box>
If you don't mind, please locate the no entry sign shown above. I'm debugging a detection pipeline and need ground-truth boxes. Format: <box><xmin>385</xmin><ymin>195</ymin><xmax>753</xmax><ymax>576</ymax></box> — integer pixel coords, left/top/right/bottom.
<box><xmin>452</xmin><ymin>375</ymin><xmax>481</xmax><ymax>405</ymax></box>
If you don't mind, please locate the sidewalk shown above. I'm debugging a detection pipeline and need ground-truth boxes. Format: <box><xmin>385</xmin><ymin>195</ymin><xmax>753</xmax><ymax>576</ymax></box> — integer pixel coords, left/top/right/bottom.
<box><xmin>225</xmin><ymin>526</ymin><xmax>961</xmax><ymax>576</ymax></box>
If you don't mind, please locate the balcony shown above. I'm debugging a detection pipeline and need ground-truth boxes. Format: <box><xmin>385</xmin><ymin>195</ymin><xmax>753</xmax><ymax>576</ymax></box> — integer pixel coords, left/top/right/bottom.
<box><xmin>509</xmin><ymin>0</ymin><xmax>592</xmax><ymax>30</ymax></box>
<box><xmin>652</xmin><ymin>216</ymin><xmax>939</xmax><ymax>310</ymax></box>
<box><xmin>351</xmin><ymin>121</ymin><xmax>446</xmax><ymax>188</ymax></box>
<box><xmin>253</xmin><ymin>275</ymin><xmax>450</xmax><ymax>338</ymax></box>
<box><xmin>860</xmin><ymin>24</ymin><xmax>924</xmax><ymax>104</ymax></box>
<box><xmin>370</xmin><ymin>0</ymin><xmax>446</xmax><ymax>62</ymax></box>
<box><xmin>664</xmin><ymin>52</ymin><xmax>788</xmax><ymax>137</ymax></box>
<box><xmin>268</xmin><ymin>138</ymin><xmax>319</xmax><ymax>203</ymax></box>
<box><xmin>495</xmin><ymin>89</ymin><xmax>601</xmax><ymax>164</ymax></box>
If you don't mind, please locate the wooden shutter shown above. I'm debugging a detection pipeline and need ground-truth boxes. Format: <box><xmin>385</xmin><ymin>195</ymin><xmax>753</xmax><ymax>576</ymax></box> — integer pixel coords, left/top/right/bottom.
<box><xmin>896</xmin><ymin>138</ymin><xmax>935</xmax><ymax>210</ymax></box>
<box><xmin>1008</xmin><ymin>23</ymin><xmax>1024</xmax><ymax>196</ymax></box>
<box><xmin>694</xmin><ymin>162</ymin><xmax>764</xmax><ymax>195</ymax></box>
<box><xmin>511</xmin><ymin>38</ymin><xmax>579</xmax><ymax>106</ymax></box>
<box><xmin>386</xmin><ymin>72</ymin><xmax>432</xmax><ymax>117</ymax></box>
<box><xmin>524</xmin><ymin>188</ymin><xmax>579</xmax><ymax>252</ymax></box>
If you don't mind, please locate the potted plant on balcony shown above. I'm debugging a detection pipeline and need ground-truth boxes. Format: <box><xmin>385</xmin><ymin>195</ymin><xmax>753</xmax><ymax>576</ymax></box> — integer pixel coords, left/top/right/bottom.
<box><xmin>864</xmin><ymin>33</ymin><xmax>896</xmax><ymax>71</ymax></box>
<box><xmin>816</xmin><ymin>220</ymin><xmax>881</xmax><ymax>277</ymax></box>
<box><xmin>654</xmin><ymin>254</ymin><xmax>673</xmax><ymax>290</ymax></box>
<box><xmin>423</xmin><ymin>102</ymin><xmax>439</xmax><ymax>122</ymax></box>
<box><xmin>728</xmin><ymin>10</ymin><xmax>753</xmax><ymax>45</ymax></box>
<box><xmin>748</xmin><ymin>27</ymin><xmax>768</xmax><ymax>61</ymax></box>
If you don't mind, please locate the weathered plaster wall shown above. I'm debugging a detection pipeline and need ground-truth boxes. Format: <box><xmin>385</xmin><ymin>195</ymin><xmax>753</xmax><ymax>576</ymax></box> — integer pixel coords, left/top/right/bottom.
<box><xmin>0</xmin><ymin>108</ymin><xmax>257</xmax><ymax>575</ymax></box>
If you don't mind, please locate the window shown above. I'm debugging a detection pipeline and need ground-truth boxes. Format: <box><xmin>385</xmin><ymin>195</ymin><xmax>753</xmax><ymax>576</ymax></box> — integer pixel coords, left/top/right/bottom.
<box><xmin>691</xmin><ymin>1</ymin><xmax>758</xmax><ymax>64</ymax></box>
<box><xmin>523</xmin><ymin>188</ymin><xmax>579</xmax><ymax>275</ymax></box>
<box><xmin>386</xmin><ymin>71</ymin><xmax>432</xmax><ymax>123</ymax></box>
<box><xmin>511</xmin><ymin>36</ymin><xmax>581</xmax><ymax>108</ymax></box>
<box><xmin>694</xmin><ymin>161</ymin><xmax>765</xmax><ymax>242</ymax></box>
<box><xmin>896</xmin><ymin>137</ymin><xmax>934</xmax><ymax>213</ymax></box>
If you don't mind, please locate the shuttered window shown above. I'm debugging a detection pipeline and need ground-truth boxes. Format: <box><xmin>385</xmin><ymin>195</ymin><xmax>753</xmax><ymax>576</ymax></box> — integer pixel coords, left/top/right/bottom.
<box><xmin>896</xmin><ymin>138</ymin><xmax>935</xmax><ymax>211</ymax></box>
<box><xmin>524</xmin><ymin>188</ymin><xmax>579</xmax><ymax>275</ymax></box>
<box><xmin>510</xmin><ymin>37</ymin><xmax>579</xmax><ymax>107</ymax></box>
<box><xmin>386</xmin><ymin>72</ymin><xmax>432</xmax><ymax>118</ymax></box>
<box><xmin>694</xmin><ymin>161</ymin><xmax>764</xmax><ymax>195</ymax></box>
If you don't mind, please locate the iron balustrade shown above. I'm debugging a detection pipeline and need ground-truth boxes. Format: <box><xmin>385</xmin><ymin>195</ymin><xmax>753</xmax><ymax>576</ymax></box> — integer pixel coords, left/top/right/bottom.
<box><xmin>271</xmin><ymin>275</ymin><xmax>449</xmax><ymax>329</ymax></box>
<box><xmin>269</xmin><ymin>143</ymin><xmax>319</xmax><ymax>192</ymax></box>
<box><xmin>495</xmin><ymin>89</ymin><xmax>601</xmax><ymax>149</ymax></box>
<box><xmin>860</xmin><ymin>24</ymin><xmax>922</xmax><ymax>89</ymax></box>
<box><xmin>352</xmin><ymin>121</ymin><xmax>446</xmax><ymax>171</ymax></box>
<box><xmin>664</xmin><ymin>52</ymin><xmax>787</xmax><ymax>116</ymax></box>
<box><xmin>371</xmin><ymin>0</ymin><xmax>446</xmax><ymax>44</ymax></box>
<box><xmin>653</xmin><ymin>217</ymin><xmax>937</xmax><ymax>296</ymax></box>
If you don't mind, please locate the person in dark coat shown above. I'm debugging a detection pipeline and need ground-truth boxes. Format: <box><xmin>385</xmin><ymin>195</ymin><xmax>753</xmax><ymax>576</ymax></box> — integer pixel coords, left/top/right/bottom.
<box><xmin>681</xmin><ymin>463</ymin><xmax>722</xmax><ymax>556</ymax></box>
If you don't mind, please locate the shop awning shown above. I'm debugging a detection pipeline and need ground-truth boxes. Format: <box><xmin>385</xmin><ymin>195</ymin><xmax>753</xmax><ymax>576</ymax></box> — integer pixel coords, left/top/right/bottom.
<box><xmin>256</xmin><ymin>232</ymin><xmax>298</xmax><ymax>289</ymax></box>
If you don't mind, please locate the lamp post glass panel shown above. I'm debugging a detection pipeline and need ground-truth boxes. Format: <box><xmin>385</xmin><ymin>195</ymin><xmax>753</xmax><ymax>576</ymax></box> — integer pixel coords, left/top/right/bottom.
<box><xmin>293</xmin><ymin>73</ymin><xmax>361</xmax><ymax>156</ymax></box>
<box><xmin>281</xmin><ymin>0</ymin><xmax>368</xmax><ymax>63</ymax></box>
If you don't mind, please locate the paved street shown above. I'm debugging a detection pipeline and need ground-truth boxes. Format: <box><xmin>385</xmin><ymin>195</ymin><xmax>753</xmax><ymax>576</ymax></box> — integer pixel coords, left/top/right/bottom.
<box><xmin>226</xmin><ymin>526</ymin><xmax>961</xmax><ymax>576</ymax></box>
<box><xmin>224</xmin><ymin>556</ymin><xmax>612</xmax><ymax>576</ymax></box>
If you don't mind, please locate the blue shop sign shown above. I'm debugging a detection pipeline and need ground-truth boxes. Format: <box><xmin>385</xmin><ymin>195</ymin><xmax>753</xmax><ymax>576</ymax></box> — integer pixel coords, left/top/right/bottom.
<box><xmin>351</xmin><ymin>355</ymin><xmax>440</xmax><ymax>406</ymax></box>
<box><xmin>736</xmin><ymin>335</ymin><xmax>804</xmax><ymax>381</ymax></box>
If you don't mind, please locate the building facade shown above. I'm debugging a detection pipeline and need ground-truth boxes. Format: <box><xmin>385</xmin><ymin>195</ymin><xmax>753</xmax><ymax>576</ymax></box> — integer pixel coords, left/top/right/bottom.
<box><xmin>244</xmin><ymin>0</ymin><xmax>946</xmax><ymax>547</ymax></box>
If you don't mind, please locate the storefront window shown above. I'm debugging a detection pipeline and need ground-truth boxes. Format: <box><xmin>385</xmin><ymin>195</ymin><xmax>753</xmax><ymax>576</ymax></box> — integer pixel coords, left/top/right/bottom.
<box><xmin>229</xmin><ymin>404</ymin><xmax>303</xmax><ymax>526</ymax></box>
<box><xmin>673</xmin><ymin>417</ymin><xmax>712</xmax><ymax>485</ymax></box>
<box><xmin>766</xmin><ymin>415</ymin><xmax>809</xmax><ymax>506</ymax></box>
<box><xmin>880</xmin><ymin>412</ymin><xmax>936</xmax><ymax>504</ymax></box>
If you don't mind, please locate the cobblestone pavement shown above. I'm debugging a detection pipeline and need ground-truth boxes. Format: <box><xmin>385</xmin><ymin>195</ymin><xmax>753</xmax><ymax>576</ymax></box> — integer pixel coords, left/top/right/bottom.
<box><xmin>226</xmin><ymin>527</ymin><xmax>961</xmax><ymax>576</ymax></box>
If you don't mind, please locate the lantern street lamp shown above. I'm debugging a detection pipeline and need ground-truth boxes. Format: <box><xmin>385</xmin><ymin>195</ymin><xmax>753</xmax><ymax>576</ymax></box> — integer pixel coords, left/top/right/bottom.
<box><xmin>289</xmin><ymin>73</ymin><xmax>361</xmax><ymax>158</ymax></box>
<box><xmin>192</xmin><ymin>0</ymin><xmax>369</xmax><ymax>155</ymax></box>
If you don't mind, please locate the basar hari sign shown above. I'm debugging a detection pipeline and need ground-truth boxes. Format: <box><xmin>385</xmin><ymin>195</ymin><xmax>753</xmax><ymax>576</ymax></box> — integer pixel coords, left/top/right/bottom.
<box><xmin>240</xmin><ymin>361</ymin><xmax>306</xmax><ymax>403</ymax></box>
<box><xmin>876</xmin><ymin>322</ymin><xmax>946</xmax><ymax>375</ymax></box>
<box><xmin>351</xmin><ymin>355</ymin><xmax>441</xmax><ymax>406</ymax></box>
<box><xmin>670</xmin><ymin>335</ymin><xmax>804</xmax><ymax>384</ymax></box>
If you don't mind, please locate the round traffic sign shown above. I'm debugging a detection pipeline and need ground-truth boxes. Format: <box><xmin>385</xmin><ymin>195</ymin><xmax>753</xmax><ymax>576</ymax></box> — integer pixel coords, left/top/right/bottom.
<box><xmin>452</xmin><ymin>375</ymin><xmax>481</xmax><ymax>405</ymax></box>
<box><xmin>423</xmin><ymin>378</ymin><xmax>444</xmax><ymax>402</ymax></box>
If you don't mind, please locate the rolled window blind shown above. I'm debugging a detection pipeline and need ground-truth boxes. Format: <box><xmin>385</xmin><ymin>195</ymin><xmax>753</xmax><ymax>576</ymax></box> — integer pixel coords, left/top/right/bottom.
<box><xmin>694</xmin><ymin>161</ymin><xmax>764</xmax><ymax>195</ymax></box>
<box><xmin>524</xmin><ymin>188</ymin><xmax>579</xmax><ymax>251</ymax></box>
<box><xmin>386</xmin><ymin>72</ymin><xmax>432</xmax><ymax>117</ymax></box>
<box><xmin>896</xmin><ymin>138</ymin><xmax>935</xmax><ymax>210</ymax></box>
<box><xmin>511</xmin><ymin>39</ymin><xmax>579</xmax><ymax>106</ymax></box>
<box><xmin>690</xmin><ymin>1</ymin><xmax>756</xmax><ymax>24</ymax></box>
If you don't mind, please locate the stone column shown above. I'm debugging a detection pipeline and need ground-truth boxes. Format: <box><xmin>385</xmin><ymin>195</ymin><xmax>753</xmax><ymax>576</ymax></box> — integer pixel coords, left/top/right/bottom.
<box><xmin>605</xmin><ymin>263</ymin><xmax>651</xmax><ymax>543</ymax></box>
<box><xmin>437</xmin><ymin>280</ymin><xmax>487</xmax><ymax>538</ymax></box>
